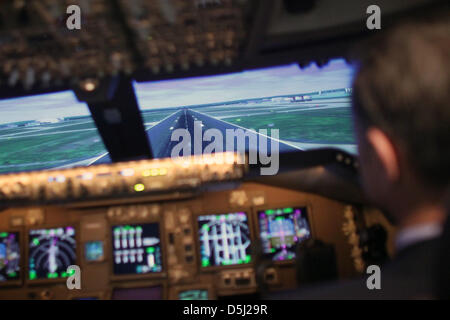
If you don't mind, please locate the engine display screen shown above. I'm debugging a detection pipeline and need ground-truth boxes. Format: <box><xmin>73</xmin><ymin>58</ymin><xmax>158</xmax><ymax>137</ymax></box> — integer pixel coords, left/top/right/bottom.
<box><xmin>28</xmin><ymin>227</ymin><xmax>77</xmax><ymax>280</ymax></box>
<box><xmin>198</xmin><ymin>212</ymin><xmax>252</xmax><ymax>267</ymax></box>
<box><xmin>112</xmin><ymin>223</ymin><xmax>163</xmax><ymax>275</ymax></box>
<box><xmin>0</xmin><ymin>232</ymin><xmax>20</xmax><ymax>282</ymax></box>
<box><xmin>258</xmin><ymin>207</ymin><xmax>311</xmax><ymax>261</ymax></box>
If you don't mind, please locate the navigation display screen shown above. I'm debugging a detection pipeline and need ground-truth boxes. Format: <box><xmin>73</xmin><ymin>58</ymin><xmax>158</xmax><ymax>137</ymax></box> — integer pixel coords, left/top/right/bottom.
<box><xmin>112</xmin><ymin>223</ymin><xmax>163</xmax><ymax>275</ymax></box>
<box><xmin>198</xmin><ymin>212</ymin><xmax>252</xmax><ymax>267</ymax></box>
<box><xmin>0</xmin><ymin>231</ymin><xmax>20</xmax><ymax>282</ymax></box>
<box><xmin>28</xmin><ymin>227</ymin><xmax>77</xmax><ymax>280</ymax></box>
<box><xmin>258</xmin><ymin>207</ymin><xmax>311</xmax><ymax>261</ymax></box>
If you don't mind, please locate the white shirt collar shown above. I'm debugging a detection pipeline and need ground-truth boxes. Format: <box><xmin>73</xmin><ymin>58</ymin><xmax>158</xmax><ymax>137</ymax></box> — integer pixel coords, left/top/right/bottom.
<box><xmin>395</xmin><ymin>222</ymin><xmax>443</xmax><ymax>252</ymax></box>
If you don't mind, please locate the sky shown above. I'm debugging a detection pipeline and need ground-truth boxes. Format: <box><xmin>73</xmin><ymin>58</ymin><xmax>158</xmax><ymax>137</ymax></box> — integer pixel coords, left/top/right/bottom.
<box><xmin>135</xmin><ymin>58</ymin><xmax>354</xmax><ymax>110</ymax></box>
<box><xmin>0</xmin><ymin>58</ymin><xmax>354</xmax><ymax>124</ymax></box>
<box><xmin>0</xmin><ymin>90</ymin><xmax>90</xmax><ymax>125</ymax></box>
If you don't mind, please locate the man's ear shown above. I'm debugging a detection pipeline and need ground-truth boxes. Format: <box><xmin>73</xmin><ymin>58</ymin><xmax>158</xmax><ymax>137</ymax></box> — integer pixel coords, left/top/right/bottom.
<box><xmin>366</xmin><ymin>127</ymin><xmax>400</xmax><ymax>182</ymax></box>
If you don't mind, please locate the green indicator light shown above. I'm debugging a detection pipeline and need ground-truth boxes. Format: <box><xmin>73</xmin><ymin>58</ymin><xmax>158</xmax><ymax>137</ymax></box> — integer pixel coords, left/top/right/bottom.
<box><xmin>245</xmin><ymin>255</ymin><xmax>251</xmax><ymax>263</ymax></box>
<box><xmin>69</xmin><ymin>269</ymin><xmax>75</xmax><ymax>275</ymax></box>
<box><xmin>146</xmin><ymin>247</ymin><xmax>155</xmax><ymax>253</ymax></box>
<box><xmin>29</xmin><ymin>271</ymin><xmax>37</xmax><ymax>280</ymax></box>
<box><xmin>283</xmin><ymin>207</ymin><xmax>293</xmax><ymax>213</ymax></box>
<box><xmin>238</xmin><ymin>259</ymin><xmax>243</xmax><ymax>264</ymax></box>
<box><xmin>266</xmin><ymin>210</ymin><xmax>274</xmax><ymax>215</ymax></box>
<box><xmin>33</xmin><ymin>238</ymin><xmax>40</xmax><ymax>246</ymax></box>
<box><xmin>201</xmin><ymin>259</ymin><xmax>210</xmax><ymax>267</ymax></box>
<box><xmin>61</xmin><ymin>272</ymin><xmax>68</xmax><ymax>277</ymax></box>
<box><xmin>0</xmin><ymin>232</ymin><xmax>8</xmax><ymax>238</ymax></box>
<box><xmin>271</xmin><ymin>248</ymin><xmax>276</xmax><ymax>253</ymax></box>
<box><xmin>276</xmin><ymin>217</ymin><xmax>283</xmax><ymax>221</ymax></box>
<box><xmin>8</xmin><ymin>271</ymin><xmax>17</xmax><ymax>277</ymax></box>
<box><xmin>136</xmin><ymin>226</ymin><xmax>143</xmax><ymax>232</ymax></box>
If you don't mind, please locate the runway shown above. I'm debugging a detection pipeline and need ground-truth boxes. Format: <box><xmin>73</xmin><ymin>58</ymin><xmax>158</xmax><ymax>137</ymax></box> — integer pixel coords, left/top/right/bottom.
<box><xmin>144</xmin><ymin>108</ymin><xmax>300</xmax><ymax>159</ymax></box>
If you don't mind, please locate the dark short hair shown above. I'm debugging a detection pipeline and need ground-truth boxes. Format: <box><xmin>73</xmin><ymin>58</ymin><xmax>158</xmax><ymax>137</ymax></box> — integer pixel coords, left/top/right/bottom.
<box><xmin>352</xmin><ymin>18</ymin><xmax>450</xmax><ymax>189</ymax></box>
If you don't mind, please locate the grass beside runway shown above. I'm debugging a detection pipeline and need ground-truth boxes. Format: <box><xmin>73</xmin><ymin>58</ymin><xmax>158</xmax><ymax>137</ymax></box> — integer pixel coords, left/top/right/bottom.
<box><xmin>222</xmin><ymin>107</ymin><xmax>355</xmax><ymax>144</ymax></box>
<box><xmin>0</xmin><ymin>119</ymin><xmax>107</xmax><ymax>173</ymax></box>
<box><xmin>0</xmin><ymin>110</ymin><xmax>178</xmax><ymax>173</ymax></box>
<box><xmin>0</xmin><ymin>110</ymin><xmax>178</xmax><ymax>174</ymax></box>
<box><xmin>141</xmin><ymin>109</ymin><xmax>178</xmax><ymax>127</ymax></box>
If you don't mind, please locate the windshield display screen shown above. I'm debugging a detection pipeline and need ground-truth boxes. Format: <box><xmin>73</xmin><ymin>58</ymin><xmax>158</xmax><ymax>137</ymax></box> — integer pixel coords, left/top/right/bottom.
<box><xmin>0</xmin><ymin>91</ymin><xmax>109</xmax><ymax>174</ymax></box>
<box><xmin>134</xmin><ymin>58</ymin><xmax>356</xmax><ymax>158</ymax></box>
<box><xmin>0</xmin><ymin>59</ymin><xmax>355</xmax><ymax>175</ymax></box>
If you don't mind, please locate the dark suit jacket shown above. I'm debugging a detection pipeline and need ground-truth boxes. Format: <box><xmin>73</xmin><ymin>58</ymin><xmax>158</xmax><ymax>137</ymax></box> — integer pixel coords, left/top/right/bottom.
<box><xmin>267</xmin><ymin>238</ymin><xmax>441</xmax><ymax>300</ymax></box>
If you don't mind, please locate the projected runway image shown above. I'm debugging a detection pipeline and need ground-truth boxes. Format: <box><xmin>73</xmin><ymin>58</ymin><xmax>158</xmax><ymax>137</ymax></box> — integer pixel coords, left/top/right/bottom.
<box><xmin>0</xmin><ymin>59</ymin><xmax>356</xmax><ymax>174</ymax></box>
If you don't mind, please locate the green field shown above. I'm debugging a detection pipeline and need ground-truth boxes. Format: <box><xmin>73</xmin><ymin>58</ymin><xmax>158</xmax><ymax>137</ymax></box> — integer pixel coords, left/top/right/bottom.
<box><xmin>142</xmin><ymin>109</ymin><xmax>177</xmax><ymax>128</ymax></box>
<box><xmin>0</xmin><ymin>110</ymin><xmax>178</xmax><ymax>174</ymax></box>
<box><xmin>0</xmin><ymin>119</ymin><xmax>107</xmax><ymax>173</ymax></box>
<box><xmin>223</xmin><ymin>107</ymin><xmax>355</xmax><ymax>144</ymax></box>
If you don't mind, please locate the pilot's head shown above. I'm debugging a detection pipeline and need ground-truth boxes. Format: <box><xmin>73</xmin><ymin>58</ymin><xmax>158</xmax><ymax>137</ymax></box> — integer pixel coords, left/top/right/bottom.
<box><xmin>352</xmin><ymin>18</ymin><xmax>450</xmax><ymax>226</ymax></box>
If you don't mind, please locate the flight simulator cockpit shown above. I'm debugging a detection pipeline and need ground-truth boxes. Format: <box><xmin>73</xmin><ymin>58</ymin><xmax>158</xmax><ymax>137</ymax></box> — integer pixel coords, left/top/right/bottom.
<box><xmin>0</xmin><ymin>0</ymin><xmax>448</xmax><ymax>301</ymax></box>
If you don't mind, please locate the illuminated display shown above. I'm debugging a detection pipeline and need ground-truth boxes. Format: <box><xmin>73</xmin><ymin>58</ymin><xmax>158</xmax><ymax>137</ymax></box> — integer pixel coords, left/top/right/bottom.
<box><xmin>0</xmin><ymin>91</ymin><xmax>110</xmax><ymax>175</ymax></box>
<box><xmin>179</xmin><ymin>289</ymin><xmax>209</xmax><ymax>300</ymax></box>
<box><xmin>258</xmin><ymin>207</ymin><xmax>311</xmax><ymax>261</ymax></box>
<box><xmin>134</xmin><ymin>59</ymin><xmax>356</xmax><ymax>158</ymax></box>
<box><xmin>28</xmin><ymin>227</ymin><xmax>77</xmax><ymax>280</ymax></box>
<box><xmin>0</xmin><ymin>232</ymin><xmax>20</xmax><ymax>282</ymax></box>
<box><xmin>112</xmin><ymin>223</ymin><xmax>162</xmax><ymax>275</ymax></box>
<box><xmin>198</xmin><ymin>212</ymin><xmax>251</xmax><ymax>267</ymax></box>
<box><xmin>85</xmin><ymin>241</ymin><xmax>104</xmax><ymax>262</ymax></box>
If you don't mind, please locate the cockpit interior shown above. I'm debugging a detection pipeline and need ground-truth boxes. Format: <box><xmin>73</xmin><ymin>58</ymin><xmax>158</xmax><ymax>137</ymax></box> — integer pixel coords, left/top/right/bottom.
<box><xmin>0</xmin><ymin>0</ymin><xmax>448</xmax><ymax>300</ymax></box>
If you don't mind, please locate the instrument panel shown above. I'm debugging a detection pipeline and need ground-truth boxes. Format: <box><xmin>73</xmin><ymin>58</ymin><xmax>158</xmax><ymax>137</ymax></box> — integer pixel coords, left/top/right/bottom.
<box><xmin>0</xmin><ymin>181</ymin><xmax>358</xmax><ymax>300</ymax></box>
